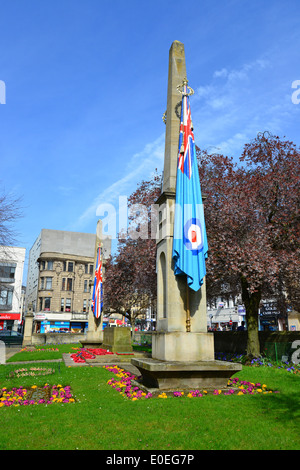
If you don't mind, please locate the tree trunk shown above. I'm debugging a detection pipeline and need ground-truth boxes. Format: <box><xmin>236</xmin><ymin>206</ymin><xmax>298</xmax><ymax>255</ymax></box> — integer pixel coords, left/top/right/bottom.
<box><xmin>241</xmin><ymin>276</ymin><xmax>261</xmax><ymax>358</ymax></box>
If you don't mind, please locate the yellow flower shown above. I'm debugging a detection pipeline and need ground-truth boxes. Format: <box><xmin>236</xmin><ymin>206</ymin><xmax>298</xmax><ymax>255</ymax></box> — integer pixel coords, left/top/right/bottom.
<box><xmin>158</xmin><ymin>392</ymin><xmax>168</xmax><ymax>398</ymax></box>
<box><xmin>132</xmin><ymin>397</ymin><xmax>138</xmax><ymax>401</ymax></box>
<box><xmin>237</xmin><ymin>391</ymin><xmax>244</xmax><ymax>395</ymax></box>
<box><xmin>187</xmin><ymin>393</ymin><xmax>193</xmax><ymax>398</ymax></box>
<box><xmin>31</xmin><ymin>385</ymin><xmax>37</xmax><ymax>389</ymax></box>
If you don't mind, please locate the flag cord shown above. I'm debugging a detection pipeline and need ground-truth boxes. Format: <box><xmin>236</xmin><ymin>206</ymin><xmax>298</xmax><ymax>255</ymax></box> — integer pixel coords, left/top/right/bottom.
<box><xmin>186</xmin><ymin>281</ymin><xmax>191</xmax><ymax>332</ymax></box>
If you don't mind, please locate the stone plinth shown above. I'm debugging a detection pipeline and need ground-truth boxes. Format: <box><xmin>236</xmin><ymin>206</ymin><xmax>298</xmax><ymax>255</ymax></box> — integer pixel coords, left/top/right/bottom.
<box><xmin>80</xmin><ymin>337</ymin><xmax>103</xmax><ymax>348</ymax></box>
<box><xmin>22</xmin><ymin>305</ymin><xmax>34</xmax><ymax>347</ymax></box>
<box><xmin>152</xmin><ymin>331</ymin><xmax>214</xmax><ymax>362</ymax></box>
<box><xmin>101</xmin><ymin>327</ymin><xmax>133</xmax><ymax>353</ymax></box>
<box><xmin>131</xmin><ymin>357</ymin><xmax>242</xmax><ymax>391</ymax></box>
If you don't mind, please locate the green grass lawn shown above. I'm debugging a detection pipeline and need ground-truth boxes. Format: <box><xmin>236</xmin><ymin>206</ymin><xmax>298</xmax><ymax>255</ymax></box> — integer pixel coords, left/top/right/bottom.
<box><xmin>6</xmin><ymin>343</ymin><xmax>80</xmax><ymax>362</ymax></box>
<box><xmin>1</xmin><ymin>346</ymin><xmax>299</xmax><ymax>450</ymax></box>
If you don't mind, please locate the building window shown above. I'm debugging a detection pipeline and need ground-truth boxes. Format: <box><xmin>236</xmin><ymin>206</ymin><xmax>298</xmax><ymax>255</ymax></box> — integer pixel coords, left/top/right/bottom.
<box><xmin>89</xmin><ymin>264</ymin><xmax>94</xmax><ymax>274</ymax></box>
<box><xmin>0</xmin><ymin>263</ymin><xmax>16</xmax><ymax>281</ymax></box>
<box><xmin>39</xmin><ymin>298</ymin><xmax>43</xmax><ymax>311</ymax></box>
<box><xmin>68</xmin><ymin>262</ymin><xmax>74</xmax><ymax>272</ymax></box>
<box><xmin>62</xmin><ymin>278</ymin><xmax>66</xmax><ymax>290</ymax></box>
<box><xmin>84</xmin><ymin>280</ymin><xmax>88</xmax><ymax>292</ymax></box>
<box><xmin>40</xmin><ymin>277</ymin><xmax>45</xmax><ymax>289</ymax></box>
<box><xmin>65</xmin><ymin>298</ymin><xmax>71</xmax><ymax>312</ymax></box>
<box><xmin>61</xmin><ymin>298</ymin><xmax>64</xmax><ymax>312</ymax></box>
<box><xmin>46</xmin><ymin>277</ymin><xmax>52</xmax><ymax>290</ymax></box>
<box><xmin>47</xmin><ymin>260</ymin><xmax>53</xmax><ymax>270</ymax></box>
<box><xmin>67</xmin><ymin>278</ymin><xmax>73</xmax><ymax>291</ymax></box>
<box><xmin>40</xmin><ymin>260</ymin><xmax>45</xmax><ymax>270</ymax></box>
<box><xmin>0</xmin><ymin>288</ymin><xmax>13</xmax><ymax>309</ymax></box>
<box><xmin>83</xmin><ymin>299</ymin><xmax>87</xmax><ymax>312</ymax></box>
<box><xmin>63</xmin><ymin>261</ymin><xmax>67</xmax><ymax>271</ymax></box>
<box><xmin>44</xmin><ymin>297</ymin><xmax>51</xmax><ymax>311</ymax></box>
<box><xmin>85</xmin><ymin>264</ymin><xmax>88</xmax><ymax>274</ymax></box>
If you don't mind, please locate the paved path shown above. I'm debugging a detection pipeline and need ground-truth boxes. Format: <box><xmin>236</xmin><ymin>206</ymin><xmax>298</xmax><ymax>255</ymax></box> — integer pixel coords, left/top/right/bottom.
<box><xmin>4</xmin><ymin>347</ymin><xmax>23</xmax><ymax>362</ymax></box>
<box><xmin>62</xmin><ymin>353</ymin><xmax>140</xmax><ymax>376</ymax></box>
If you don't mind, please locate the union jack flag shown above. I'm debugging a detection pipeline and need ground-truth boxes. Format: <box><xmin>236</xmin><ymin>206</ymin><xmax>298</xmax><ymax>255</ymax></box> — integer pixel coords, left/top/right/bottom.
<box><xmin>92</xmin><ymin>244</ymin><xmax>103</xmax><ymax>319</ymax></box>
<box><xmin>177</xmin><ymin>84</ymin><xmax>194</xmax><ymax>179</ymax></box>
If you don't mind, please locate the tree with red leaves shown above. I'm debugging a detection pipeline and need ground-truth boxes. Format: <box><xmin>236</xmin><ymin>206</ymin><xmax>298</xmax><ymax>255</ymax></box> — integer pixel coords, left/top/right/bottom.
<box><xmin>103</xmin><ymin>174</ymin><xmax>160</xmax><ymax>328</ymax></box>
<box><xmin>104</xmin><ymin>133</ymin><xmax>299</xmax><ymax>357</ymax></box>
<box><xmin>198</xmin><ymin>132</ymin><xmax>300</xmax><ymax>357</ymax></box>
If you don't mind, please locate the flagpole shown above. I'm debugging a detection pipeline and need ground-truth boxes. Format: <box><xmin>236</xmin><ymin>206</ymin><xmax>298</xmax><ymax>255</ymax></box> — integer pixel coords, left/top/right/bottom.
<box><xmin>186</xmin><ymin>281</ymin><xmax>191</xmax><ymax>332</ymax></box>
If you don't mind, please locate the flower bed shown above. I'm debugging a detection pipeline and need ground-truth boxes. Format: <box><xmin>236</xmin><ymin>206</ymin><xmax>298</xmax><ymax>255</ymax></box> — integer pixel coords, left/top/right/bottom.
<box><xmin>19</xmin><ymin>347</ymin><xmax>59</xmax><ymax>353</ymax></box>
<box><xmin>104</xmin><ymin>365</ymin><xmax>279</xmax><ymax>400</ymax></box>
<box><xmin>9</xmin><ymin>367</ymin><xmax>56</xmax><ymax>379</ymax></box>
<box><xmin>104</xmin><ymin>365</ymin><xmax>152</xmax><ymax>399</ymax></box>
<box><xmin>70</xmin><ymin>348</ymin><xmax>114</xmax><ymax>363</ymax></box>
<box><xmin>0</xmin><ymin>384</ymin><xmax>75</xmax><ymax>407</ymax></box>
<box><xmin>215</xmin><ymin>352</ymin><xmax>300</xmax><ymax>375</ymax></box>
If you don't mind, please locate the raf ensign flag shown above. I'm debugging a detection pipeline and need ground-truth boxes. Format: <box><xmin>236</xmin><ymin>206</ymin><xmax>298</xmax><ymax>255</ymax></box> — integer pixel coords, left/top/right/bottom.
<box><xmin>92</xmin><ymin>245</ymin><xmax>103</xmax><ymax>319</ymax></box>
<box><xmin>172</xmin><ymin>82</ymin><xmax>208</xmax><ymax>291</ymax></box>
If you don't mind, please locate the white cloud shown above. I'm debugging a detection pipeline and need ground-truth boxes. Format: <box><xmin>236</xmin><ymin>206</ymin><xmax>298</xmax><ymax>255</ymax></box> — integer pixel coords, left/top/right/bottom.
<box><xmin>190</xmin><ymin>56</ymin><xmax>298</xmax><ymax>158</ymax></box>
<box><xmin>213</xmin><ymin>68</ymin><xmax>228</xmax><ymax>79</ymax></box>
<box><xmin>75</xmin><ymin>133</ymin><xmax>165</xmax><ymax>229</ymax></box>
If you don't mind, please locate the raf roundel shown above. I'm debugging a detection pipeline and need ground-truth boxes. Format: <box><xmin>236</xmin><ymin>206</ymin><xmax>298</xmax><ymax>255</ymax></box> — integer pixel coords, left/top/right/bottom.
<box><xmin>183</xmin><ymin>218</ymin><xmax>203</xmax><ymax>254</ymax></box>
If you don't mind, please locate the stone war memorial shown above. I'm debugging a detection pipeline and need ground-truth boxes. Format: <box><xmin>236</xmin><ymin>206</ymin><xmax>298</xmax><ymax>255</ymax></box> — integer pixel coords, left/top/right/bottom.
<box><xmin>132</xmin><ymin>40</ymin><xmax>242</xmax><ymax>393</ymax></box>
<box><xmin>81</xmin><ymin>219</ymin><xmax>132</xmax><ymax>353</ymax></box>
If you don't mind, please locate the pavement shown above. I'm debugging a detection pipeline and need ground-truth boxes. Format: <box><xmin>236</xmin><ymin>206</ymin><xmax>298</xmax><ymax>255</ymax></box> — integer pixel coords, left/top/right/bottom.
<box><xmin>4</xmin><ymin>346</ymin><xmax>23</xmax><ymax>362</ymax></box>
<box><xmin>62</xmin><ymin>353</ymin><xmax>140</xmax><ymax>376</ymax></box>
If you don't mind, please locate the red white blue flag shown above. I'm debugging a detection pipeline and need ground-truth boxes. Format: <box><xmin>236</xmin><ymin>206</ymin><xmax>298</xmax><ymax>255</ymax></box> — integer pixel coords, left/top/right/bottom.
<box><xmin>172</xmin><ymin>83</ymin><xmax>208</xmax><ymax>291</ymax></box>
<box><xmin>92</xmin><ymin>245</ymin><xmax>103</xmax><ymax>319</ymax></box>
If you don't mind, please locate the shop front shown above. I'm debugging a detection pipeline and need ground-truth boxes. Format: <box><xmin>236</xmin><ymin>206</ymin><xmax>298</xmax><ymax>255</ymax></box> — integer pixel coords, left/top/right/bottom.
<box><xmin>34</xmin><ymin>313</ymin><xmax>88</xmax><ymax>334</ymax></box>
<box><xmin>0</xmin><ymin>313</ymin><xmax>21</xmax><ymax>331</ymax></box>
<box><xmin>259</xmin><ymin>301</ymin><xmax>287</xmax><ymax>331</ymax></box>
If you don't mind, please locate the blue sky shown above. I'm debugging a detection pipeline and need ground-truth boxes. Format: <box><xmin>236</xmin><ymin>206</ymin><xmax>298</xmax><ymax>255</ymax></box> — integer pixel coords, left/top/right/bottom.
<box><xmin>1</xmin><ymin>0</ymin><xmax>300</xmax><ymax>283</ymax></box>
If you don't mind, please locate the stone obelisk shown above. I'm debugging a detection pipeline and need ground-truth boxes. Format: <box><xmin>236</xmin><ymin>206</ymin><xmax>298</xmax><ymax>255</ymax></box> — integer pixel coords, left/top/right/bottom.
<box><xmin>153</xmin><ymin>40</ymin><xmax>213</xmax><ymax>362</ymax></box>
<box><xmin>131</xmin><ymin>41</ymin><xmax>241</xmax><ymax>391</ymax></box>
<box><xmin>81</xmin><ymin>219</ymin><xmax>104</xmax><ymax>348</ymax></box>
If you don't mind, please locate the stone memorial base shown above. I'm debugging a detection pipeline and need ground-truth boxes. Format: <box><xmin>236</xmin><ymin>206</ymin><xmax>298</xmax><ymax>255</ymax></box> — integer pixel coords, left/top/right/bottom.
<box><xmin>152</xmin><ymin>331</ymin><xmax>214</xmax><ymax>362</ymax></box>
<box><xmin>80</xmin><ymin>330</ymin><xmax>103</xmax><ymax>349</ymax></box>
<box><xmin>80</xmin><ymin>339</ymin><xmax>103</xmax><ymax>348</ymax></box>
<box><xmin>131</xmin><ymin>357</ymin><xmax>242</xmax><ymax>392</ymax></box>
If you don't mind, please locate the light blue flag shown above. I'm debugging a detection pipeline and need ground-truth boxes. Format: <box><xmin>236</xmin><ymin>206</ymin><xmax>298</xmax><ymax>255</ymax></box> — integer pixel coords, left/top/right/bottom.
<box><xmin>172</xmin><ymin>84</ymin><xmax>208</xmax><ymax>291</ymax></box>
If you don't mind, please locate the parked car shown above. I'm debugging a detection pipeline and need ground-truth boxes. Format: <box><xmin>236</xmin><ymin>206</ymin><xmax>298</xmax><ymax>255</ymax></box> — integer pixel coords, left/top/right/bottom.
<box><xmin>0</xmin><ymin>330</ymin><xmax>23</xmax><ymax>346</ymax></box>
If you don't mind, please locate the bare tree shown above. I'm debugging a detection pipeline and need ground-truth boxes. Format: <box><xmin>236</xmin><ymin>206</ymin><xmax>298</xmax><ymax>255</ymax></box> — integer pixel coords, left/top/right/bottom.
<box><xmin>0</xmin><ymin>189</ymin><xmax>22</xmax><ymax>249</ymax></box>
